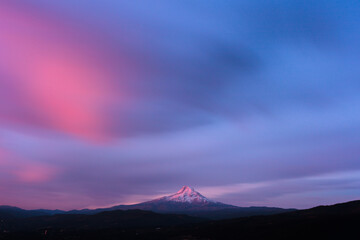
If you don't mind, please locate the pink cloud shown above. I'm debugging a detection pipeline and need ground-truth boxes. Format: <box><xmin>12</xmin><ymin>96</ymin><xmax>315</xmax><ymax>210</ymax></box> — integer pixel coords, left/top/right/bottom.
<box><xmin>0</xmin><ymin>2</ymin><xmax>130</xmax><ymax>141</ymax></box>
<box><xmin>0</xmin><ymin>147</ymin><xmax>59</xmax><ymax>184</ymax></box>
<box><xmin>13</xmin><ymin>164</ymin><xmax>57</xmax><ymax>183</ymax></box>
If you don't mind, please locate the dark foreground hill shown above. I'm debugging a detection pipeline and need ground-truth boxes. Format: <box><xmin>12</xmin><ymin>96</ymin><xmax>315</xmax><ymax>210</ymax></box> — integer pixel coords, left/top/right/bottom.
<box><xmin>0</xmin><ymin>209</ymin><xmax>205</xmax><ymax>239</ymax></box>
<box><xmin>172</xmin><ymin>199</ymin><xmax>360</xmax><ymax>240</ymax></box>
<box><xmin>1</xmin><ymin>200</ymin><xmax>360</xmax><ymax>239</ymax></box>
<box><xmin>19</xmin><ymin>210</ymin><xmax>204</xmax><ymax>230</ymax></box>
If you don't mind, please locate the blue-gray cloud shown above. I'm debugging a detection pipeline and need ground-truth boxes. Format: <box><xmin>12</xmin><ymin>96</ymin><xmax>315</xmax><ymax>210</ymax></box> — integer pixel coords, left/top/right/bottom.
<box><xmin>1</xmin><ymin>0</ymin><xmax>360</xmax><ymax>209</ymax></box>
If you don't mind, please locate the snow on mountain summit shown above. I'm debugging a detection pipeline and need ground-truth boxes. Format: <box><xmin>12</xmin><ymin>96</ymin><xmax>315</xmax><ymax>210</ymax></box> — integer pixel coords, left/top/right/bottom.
<box><xmin>160</xmin><ymin>186</ymin><xmax>214</xmax><ymax>204</ymax></box>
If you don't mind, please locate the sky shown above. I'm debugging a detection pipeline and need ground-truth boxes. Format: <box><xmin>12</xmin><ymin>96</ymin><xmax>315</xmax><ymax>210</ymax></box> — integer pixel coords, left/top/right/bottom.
<box><xmin>0</xmin><ymin>0</ymin><xmax>360</xmax><ymax>210</ymax></box>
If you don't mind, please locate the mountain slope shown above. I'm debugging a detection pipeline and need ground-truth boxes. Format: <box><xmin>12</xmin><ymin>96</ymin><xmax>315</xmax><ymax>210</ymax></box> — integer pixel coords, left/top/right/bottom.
<box><xmin>157</xmin><ymin>186</ymin><xmax>215</xmax><ymax>203</ymax></box>
<box><xmin>67</xmin><ymin>186</ymin><xmax>237</xmax><ymax>215</ymax></box>
<box><xmin>121</xmin><ymin>186</ymin><xmax>237</xmax><ymax>212</ymax></box>
<box><xmin>68</xmin><ymin>186</ymin><xmax>295</xmax><ymax>219</ymax></box>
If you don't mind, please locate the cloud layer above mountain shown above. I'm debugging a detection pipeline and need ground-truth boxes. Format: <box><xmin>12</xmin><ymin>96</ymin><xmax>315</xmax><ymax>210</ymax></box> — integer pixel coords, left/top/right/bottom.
<box><xmin>0</xmin><ymin>0</ymin><xmax>360</xmax><ymax>209</ymax></box>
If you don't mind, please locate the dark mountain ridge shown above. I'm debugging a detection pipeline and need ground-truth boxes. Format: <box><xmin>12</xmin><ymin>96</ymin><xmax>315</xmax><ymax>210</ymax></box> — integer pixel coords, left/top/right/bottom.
<box><xmin>0</xmin><ymin>206</ymin><xmax>64</xmax><ymax>219</ymax></box>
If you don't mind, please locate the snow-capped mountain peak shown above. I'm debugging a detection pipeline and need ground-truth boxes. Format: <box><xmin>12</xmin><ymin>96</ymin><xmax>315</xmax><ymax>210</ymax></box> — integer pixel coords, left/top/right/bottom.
<box><xmin>161</xmin><ymin>186</ymin><xmax>213</xmax><ymax>203</ymax></box>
